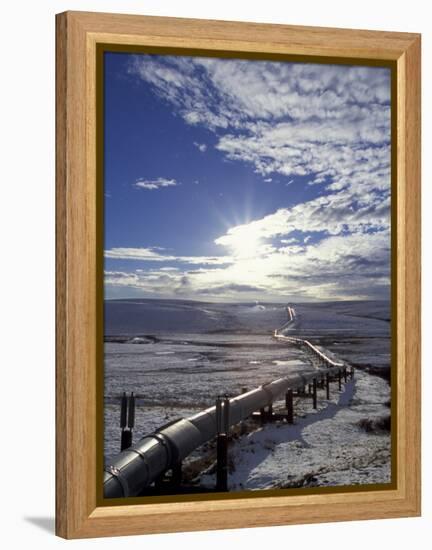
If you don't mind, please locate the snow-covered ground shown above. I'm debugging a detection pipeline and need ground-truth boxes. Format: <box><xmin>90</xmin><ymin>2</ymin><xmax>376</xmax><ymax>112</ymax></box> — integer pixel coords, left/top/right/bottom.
<box><xmin>284</xmin><ymin>301</ymin><xmax>391</xmax><ymax>376</ymax></box>
<box><xmin>104</xmin><ymin>334</ymin><xmax>310</xmax><ymax>460</ymax></box>
<box><xmin>104</xmin><ymin>298</ymin><xmax>392</xmax><ymax>489</ymax></box>
<box><xmin>199</xmin><ymin>370</ymin><xmax>390</xmax><ymax>489</ymax></box>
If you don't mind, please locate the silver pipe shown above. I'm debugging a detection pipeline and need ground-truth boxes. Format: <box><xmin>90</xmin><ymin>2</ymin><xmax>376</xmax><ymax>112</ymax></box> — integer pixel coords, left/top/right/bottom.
<box><xmin>104</xmin><ymin>365</ymin><xmax>343</xmax><ymax>498</ymax></box>
<box><xmin>273</xmin><ymin>334</ymin><xmax>344</xmax><ymax>367</ymax></box>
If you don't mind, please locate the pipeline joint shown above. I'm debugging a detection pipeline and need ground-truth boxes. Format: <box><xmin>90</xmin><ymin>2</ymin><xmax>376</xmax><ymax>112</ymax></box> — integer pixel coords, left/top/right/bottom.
<box><xmin>105</xmin><ymin>465</ymin><xmax>130</xmax><ymax>497</ymax></box>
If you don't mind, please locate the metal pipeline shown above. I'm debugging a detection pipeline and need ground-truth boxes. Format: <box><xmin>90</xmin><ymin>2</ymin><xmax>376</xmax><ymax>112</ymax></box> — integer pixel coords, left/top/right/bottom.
<box><xmin>274</xmin><ymin>306</ymin><xmax>344</xmax><ymax>368</ymax></box>
<box><xmin>104</xmin><ymin>364</ymin><xmax>343</xmax><ymax>498</ymax></box>
<box><xmin>273</xmin><ymin>334</ymin><xmax>344</xmax><ymax>368</ymax></box>
<box><xmin>274</xmin><ymin>306</ymin><xmax>296</xmax><ymax>334</ymax></box>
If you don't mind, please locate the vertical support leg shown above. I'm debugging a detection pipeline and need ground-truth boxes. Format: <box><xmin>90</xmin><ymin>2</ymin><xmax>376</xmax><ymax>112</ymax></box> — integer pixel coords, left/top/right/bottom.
<box><xmin>338</xmin><ymin>369</ymin><xmax>342</xmax><ymax>391</ymax></box>
<box><xmin>343</xmin><ymin>367</ymin><xmax>347</xmax><ymax>383</ymax></box>
<box><xmin>240</xmin><ymin>388</ymin><xmax>248</xmax><ymax>434</ymax></box>
<box><xmin>171</xmin><ymin>461</ymin><xmax>182</xmax><ymax>487</ymax></box>
<box><xmin>216</xmin><ymin>434</ymin><xmax>228</xmax><ymax>492</ymax></box>
<box><xmin>154</xmin><ymin>471</ymin><xmax>166</xmax><ymax>489</ymax></box>
<box><xmin>120</xmin><ymin>392</ymin><xmax>128</xmax><ymax>451</ymax></box>
<box><xmin>326</xmin><ymin>372</ymin><xmax>330</xmax><ymax>400</ymax></box>
<box><xmin>120</xmin><ymin>392</ymin><xmax>134</xmax><ymax>451</ymax></box>
<box><xmin>120</xmin><ymin>392</ymin><xmax>127</xmax><ymax>429</ymax></box>
<box><xmin>128</xmin><ymin>392</ymin><xmax>135</xmax><ymax>427</ymax></box>
<box><xmin>216</xmin><ymin>396</ymin><xmax>230</xmax><ymax>492</ymax></box>
<box><xmin>121</xmin><ymin>429</ymin><xmax>132</xmax><ymax>451</ymax></box>
<box><xmin>286</xmin><ymin>389</ymin><xmax>293</xmax><ymax>424</ymax></box>
<box><xmin>127</xmin><ymin>391</ymin><xmax>135</xmax><ymax>446</ymax></box>
<box><xmin>350</xmin><ymin>366</ymin><xmax>355</xmax><ymax>379</ymax></box>
<box><xmin>268</xmin><ymin>403</ymin><xmax>273</xmax><ymax>421</ymax></box>
<box><xmin>313</xmin><ymin>378</ymin><xmax>317</xmax><ymax>409</ymax></box>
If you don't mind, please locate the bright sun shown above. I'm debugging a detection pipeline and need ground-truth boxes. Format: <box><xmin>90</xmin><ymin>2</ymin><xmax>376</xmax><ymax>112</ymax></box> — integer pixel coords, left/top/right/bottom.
<box><xmin>227</xmin><ymin>228</ymin><xmax>263</xmax><ymax>259</ymax></box>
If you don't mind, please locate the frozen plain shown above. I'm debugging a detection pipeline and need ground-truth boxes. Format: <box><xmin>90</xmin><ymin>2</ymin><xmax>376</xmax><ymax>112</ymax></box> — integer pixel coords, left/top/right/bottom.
<box><xmin>104</xmin><ymin>299</ymin><xmax>391</xmax><ymax>489</ymax></box>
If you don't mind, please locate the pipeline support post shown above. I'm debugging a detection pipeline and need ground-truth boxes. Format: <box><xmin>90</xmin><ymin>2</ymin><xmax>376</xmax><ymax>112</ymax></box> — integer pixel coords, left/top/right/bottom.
<box><xmin>216</xmin><ymin>396</ymin><xmax>230</xmax><ymax>492</ymax></box>
<box><xmin>171</xmin><ymin>461</ymin><xmax>182</xmax><ymax>487</ymax></box>
<box><xmin>326</xmin><ymin>372</ymin><xmax>330</xmax><ymax>400</ymax></box>
<box><xmin>120</xmin><ymin>392</ymin><xmax>135</xmax><ymax>451</ymax></box>
<box><xmin>343</xmin><ymin>367</ymin><xmax>347</xmax><ymax>383</ymax></box>
<box><xmin>286</xmin><ymin>389</ymin><xmax>294</xmax><ymax>424</ymax></box>
<box><xmin>120</xmin><ymin>392</ymin><xmax>127</xmax><ymax>428</ymax></box>
<box><xmin>312</xmin><ymin>378</ymin><xmax>317</xmax><ymax>409</ymax></box>
<box><xmin>268</xmin><ymin>403</ymin><xmax>273</xmax><ymax>421</ymax></box>
<box><xmin>240</xmin><ymin>388</ymin><xmax>248</xmax><ymax>434</ymax></box>
<box><xmin>105</xmin><ymin>361</ymin><xmax>349</xmax><ymax>498</ymax></box>
<box><xmin>338</xmin><ymin>369</ymin><xmax>342</xmax><ymax>391</ymax></box>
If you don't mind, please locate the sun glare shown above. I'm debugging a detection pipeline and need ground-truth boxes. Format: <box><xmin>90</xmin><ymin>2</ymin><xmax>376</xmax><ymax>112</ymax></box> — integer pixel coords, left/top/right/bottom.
<box><xmin>227</xmin><ymin>227</ymin><xmax>263</xmax><ymax>259</ymax></box>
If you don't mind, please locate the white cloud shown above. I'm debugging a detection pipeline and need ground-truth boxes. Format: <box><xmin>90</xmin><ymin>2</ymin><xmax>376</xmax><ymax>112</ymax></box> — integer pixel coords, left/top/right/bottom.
<box><xmin>129</xmin><ymin>56</ymin><xmax>389</xmax><ymax>128</ymax></box>
<box><xmin>134</xmin><ymin>177</ymin><xmax>179</xmax><ymax>190</ymax></box>
<box><xmin>106</xmin><ymin>247</ymin><xmax>175</xmax><ymax>262</ymax></box>
<box><xmin>215</xmin><ymin>190</ymin><xmax>389</xmax><ymax>250</ymax></box>
<box><xmin>129</xmin><ymin>56</ymin><xmax>390</xmax><ymax>198</ymax></box>
<box><xmin>105</xmin><ymin>247</ymin><xmax>233</xmax><ymax>266</ymax></box>
<box><xmin>105</xmin><ymin>189</ymin><xmax>390</xmax><ymax>301</ymax></box>
<box><xmin>119</xmin><ymin>55</ymin><xmax>391</xmax><ymax>301</ymax></box>
<box><xmin>105</xmin><ymin>225</ymin><xmax>390</xmax><ymax>301</ymax></box>
<box><xmin>193</xmin><ymin>142</ymin><xmax>207</xmax><ymax>152</ymax></box>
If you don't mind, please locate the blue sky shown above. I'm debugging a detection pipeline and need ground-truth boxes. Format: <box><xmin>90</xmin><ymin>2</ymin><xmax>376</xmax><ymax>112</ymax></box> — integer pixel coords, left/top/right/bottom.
<box><xmin>104</xmin><ymin>52</ymin><xmax>391</xmax><ymax>302</ymax></box>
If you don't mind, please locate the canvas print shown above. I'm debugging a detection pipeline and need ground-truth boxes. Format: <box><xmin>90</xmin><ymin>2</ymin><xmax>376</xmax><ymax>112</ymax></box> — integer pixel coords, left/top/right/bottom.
<box><xmin>102</xmin><ymin>51</ymin><xmax>392</xmax><ymax>499</ymax></box>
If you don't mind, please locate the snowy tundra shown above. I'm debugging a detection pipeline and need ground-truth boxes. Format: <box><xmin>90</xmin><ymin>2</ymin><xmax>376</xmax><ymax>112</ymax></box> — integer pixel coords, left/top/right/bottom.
<box><xmin>104</xmin><ymin>298</ymin><xmax>391</xmax><ymax>490</ymax></box>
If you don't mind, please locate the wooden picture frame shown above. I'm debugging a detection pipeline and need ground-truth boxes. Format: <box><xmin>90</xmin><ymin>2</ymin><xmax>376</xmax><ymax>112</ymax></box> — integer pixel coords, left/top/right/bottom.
<box><xmin>56</xmin><ymin>11</ymin><xmax>421</xmax><ymax>539</ymax></box>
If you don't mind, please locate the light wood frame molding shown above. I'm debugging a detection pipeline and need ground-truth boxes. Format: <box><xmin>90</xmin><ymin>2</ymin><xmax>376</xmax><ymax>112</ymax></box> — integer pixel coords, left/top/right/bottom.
<box><xmin>56</xmin><ymin>11</ymin><xmax>421</xmax><ymax>539</ymax></box>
